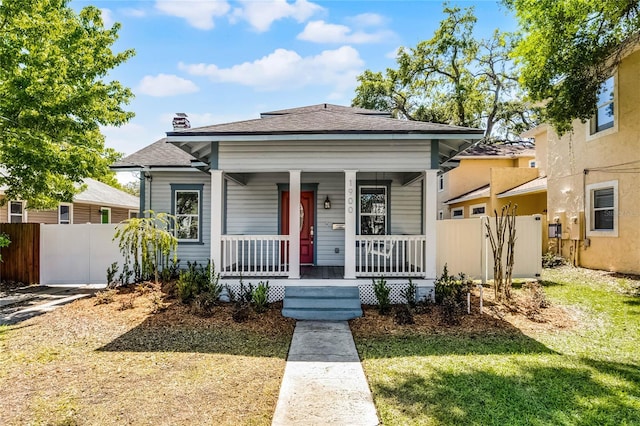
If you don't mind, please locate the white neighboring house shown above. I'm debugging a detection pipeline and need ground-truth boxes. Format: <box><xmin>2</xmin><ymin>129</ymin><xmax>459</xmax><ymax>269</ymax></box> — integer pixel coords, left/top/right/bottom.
<box><xmin>0</xmin><ymin>178</ymin><xmax>139</xmax><ymax>224</ymax></box>
<box><xmin>112</xmin><ymin>104</ymin><xmax>484</xmax><ymax>315</ymax></box>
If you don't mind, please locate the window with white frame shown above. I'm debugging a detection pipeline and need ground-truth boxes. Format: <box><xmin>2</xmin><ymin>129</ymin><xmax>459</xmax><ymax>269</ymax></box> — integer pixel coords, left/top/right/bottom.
<box><xmin>359</xmin><ymin>186</ymin><xmax>387</xmax><ymax>235</ymax></box>
<box><xmin>591</xmin><ymin>76</ymin><xmax>615</xmax><ymax>134</ymax></box>
<box><xmin>451</xmin><ymin>207</ymin><xmax>464</xmax><ymax>219</ymax></box>
<box><xmin>529</xmin><ymin>160</ymin><xmax>536</xmax><ymax>168</ymax></box>
<box><xmin>99</xmin><ymin>207</ymin><xmax>111</xmax><ymax>224</ymax></box>
<box><xmin>586</xmin><ymin>180</ymin><xmax>618</xmax><ymax>237</ymax></box>
<box><xmin>438</xmin><ymin>175</ymin><xmax>444</xmax><ymax>192</ymax></box>
<box><xmin>470</xmin><ymin>203</ymin><xmax>486</xmax><ymax>217</ymax></box>
<box><xmin>8</xmin><ymin>201</ymin><xmax>25</xmax><ymax>223</ymax></box>
<box><xmin>58</xmin><ymin>204</ymin><xmax>72</xmax><ymax>224</ymax></box>
<box><xmin>175</xmin><ymin>190</ymin><xmax>200</xmax><ymax>240</ymax></box>
<box><xmin>128</xmin><ymin>210</ymin><xmax>139</xmax><ymax>219</ymax></box>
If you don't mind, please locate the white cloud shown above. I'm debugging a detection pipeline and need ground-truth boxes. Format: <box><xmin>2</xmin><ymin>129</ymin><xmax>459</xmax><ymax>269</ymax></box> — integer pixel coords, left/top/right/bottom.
<box><xmin>232</xmin><ymin>0</ymin><xmax>324</xmax><ymax>32</ymax></box>
<box><xmin>121</xmin><ymin>8</ymin><xmax>146</xmax><ymax>18</ymax></box>
<box><xmin>348</xmin><ymin>13</ymin><xmax>385</xmax><ymax>27</ymax></box>
<box><xmin>155</xmin><ymin>0</ymin><xmax>230</xmax><ymax>30</ymax></box>
<box><xmin>179</xmin><ymin>45</ymin><xmax>364</xmax><ymax>92</ymax></box>
<box><xmin>137</xmin><ymin>74</ymin><xmax>199</xmax><ymax>97</ymax></box>
<box><xmin>386</xmin><ymin>46</ymin><xmax>402</xmax><ymax>59</ymax></box>
<box><xmin>297</xmin><ymin>20</ymin><xmax>393</xmax><ymax>44</ymax></box>
<box><xmin>100</xmin><ymin>8</ymin><xmax>114</xmax><ymax>27</ymax></box>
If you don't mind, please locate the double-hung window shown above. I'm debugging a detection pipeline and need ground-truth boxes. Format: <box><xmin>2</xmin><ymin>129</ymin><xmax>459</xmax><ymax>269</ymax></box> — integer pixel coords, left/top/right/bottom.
<box><xmin>58</xmin><ymin>204</ymin><xmax>72</xmax><ymax>224</ymax></box>
<box><xmin>586</xmin><ymin>180</ymin><xmax>618</xmax><ymax>237</ymax></box>
<box><xmin>9</xmin><ymin>201</ymin><xmax>25</xmax><ymax>223</ymax></box>
<box><xmin>172</xmin><ymin>184</ymin><xmax>203</xmax><ymax>242</ymax></box>
<box><xmin>359</xmin><ymin>186</ymin><xmax>387</xmax><ymax>235</ymax></box>
<box><xmin>592</xmin><ymin>76</ymin><xmax>615</xmax><ymax>134</ymax></box>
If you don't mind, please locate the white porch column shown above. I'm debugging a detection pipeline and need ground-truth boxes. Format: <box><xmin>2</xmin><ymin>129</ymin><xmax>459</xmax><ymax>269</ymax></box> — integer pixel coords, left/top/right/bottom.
<box><xmin>423</xmin><ymin>170</ymin><xmax>438</xmax><ymax>279</ymax></box>
<box><xmin>210</xmin><ymin>170</ymin><xmax>224</xmax><ymax>273</ymax></box>
<box><xmin>344</xmin><ymin>170</ymin><xmax>358</xmax><ymax>279</ymax></box>
<box><xmin>288</xmin><ymin>170</ymin><xmax>301</xmax><ymax>279</ymax></box>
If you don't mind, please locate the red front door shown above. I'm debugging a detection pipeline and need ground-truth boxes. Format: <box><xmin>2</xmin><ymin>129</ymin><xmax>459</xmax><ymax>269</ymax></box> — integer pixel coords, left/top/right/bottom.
<box><xmin>281</xmin><ymin>191</ymin><xmax>314</xmax><ymax>264</ymax></box>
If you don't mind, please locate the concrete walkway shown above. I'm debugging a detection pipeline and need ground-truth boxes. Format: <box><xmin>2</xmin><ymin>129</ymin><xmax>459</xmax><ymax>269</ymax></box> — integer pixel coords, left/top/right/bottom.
<box><xmin>0</xmin><ymin>284</ymin><xmax>104</xmax><ymax>325</ymax></box>
<box><xmin>272</xmin><ymin>321</ymin><xmax>379</xmax><ymax>426</ymax></box>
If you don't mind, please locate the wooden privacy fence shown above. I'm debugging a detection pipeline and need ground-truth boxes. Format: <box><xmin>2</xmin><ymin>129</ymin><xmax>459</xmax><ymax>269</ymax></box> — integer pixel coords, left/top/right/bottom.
<box><xmin>0</xmin><ymin>223</ymin><xmax>40</xmax><ymax>284</ymax></box>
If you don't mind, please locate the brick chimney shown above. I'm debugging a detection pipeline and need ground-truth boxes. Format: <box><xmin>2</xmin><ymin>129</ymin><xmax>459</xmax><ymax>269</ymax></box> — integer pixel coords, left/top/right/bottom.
<box><xmin>172</xmin><ymin>113</ymin><xmax>190</xmax><ymax>130</ymax></box>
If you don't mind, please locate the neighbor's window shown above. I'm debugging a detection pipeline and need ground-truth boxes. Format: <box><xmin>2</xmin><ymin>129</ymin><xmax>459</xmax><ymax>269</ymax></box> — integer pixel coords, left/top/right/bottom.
<box><xmin>438</xmin><ymin>210</ymin><xmax>444</xmax><ymax>220</ymax></box>
<box><xmin>58</xmin><ymin>204</ymin><xmax>72</xmax><ymax>224</ymax></box>
<box><xmin>128</xmin><ymin>210</ymin><xmax>139</xmax><ymax>219</ymax></box>
<box><xmin>592</xmin><ymin>76</ymin><xmax>614</xmax><ymax>134</ymax></box>
<box><xmin>9</xmin><ymin>201</ymin><xmax>25</xmax><ymax>223</ymax></box>
<box><xmin>586</xmin><ymin>180</ymin><xmax>618</xmax><ymax>237</ymax></box>
<box><xmin>470</xmin><ymin>204</ymin><xmax>486</xmax><ymax>217</ymax></box>
<box><xmin>438</xmin><ymin>175</ymin><xmax>444</xmax><ymax>192</ymax></box>
<box><xmin>452</xmin><ymin>207</ymin><xmax>464</xmax><ymax>219</ymax></box>
<box><xmin>529</xmin><ymin>160</ymin><xmax>536</xmax><ymax>168</ymax></box>
<box><xmin>100</xmin><ymin>207</ymin><xmax>111</xmax><ymax>224</ymax></box>
<box><xmin>359</xmin><ymin>186</ymin><xmax>387</xmax><ymax>235</ymax></box>
<box><xmin>175</xmin><ymin>190</ymin><xmax>200</xmax><ymax>240</ymax></box>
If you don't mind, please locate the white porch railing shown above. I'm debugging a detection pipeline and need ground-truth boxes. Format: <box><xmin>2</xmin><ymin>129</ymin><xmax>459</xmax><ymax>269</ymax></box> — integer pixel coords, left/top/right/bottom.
<box><xmin>220</xmin><ymin>235</ymin><xmax>290</xmax><ymax>277</ymax></box>
<box><xmin>356</xmin><ymin>235</ymin><xmax>426</xmax><ymax>277</ymax></box>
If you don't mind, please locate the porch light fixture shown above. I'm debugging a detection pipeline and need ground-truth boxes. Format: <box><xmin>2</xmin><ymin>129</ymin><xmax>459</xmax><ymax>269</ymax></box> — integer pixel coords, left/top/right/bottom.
<box><xmin>324</xmin><ymin>196</ymin><xmax>331</xmax><ymax>209</ymax></box>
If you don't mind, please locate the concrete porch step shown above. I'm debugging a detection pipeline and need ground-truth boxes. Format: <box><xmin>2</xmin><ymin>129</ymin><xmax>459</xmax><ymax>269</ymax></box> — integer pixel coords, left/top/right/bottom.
<box><xmin>282</xmin><ymin>286</ymin><xmax>363</xmax><ymax>321</ymax></box>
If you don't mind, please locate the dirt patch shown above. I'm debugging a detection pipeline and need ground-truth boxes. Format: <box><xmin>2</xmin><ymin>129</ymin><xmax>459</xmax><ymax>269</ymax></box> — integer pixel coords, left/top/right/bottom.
<box><xmin>0</xmin><ymin>283</ymin><xmax>295</xmax><ymax>425</ymax></box>
<box><xmin>351</xmin><ymin>285</ymin><xmax>576</xmax><ymax>338</ymax></box>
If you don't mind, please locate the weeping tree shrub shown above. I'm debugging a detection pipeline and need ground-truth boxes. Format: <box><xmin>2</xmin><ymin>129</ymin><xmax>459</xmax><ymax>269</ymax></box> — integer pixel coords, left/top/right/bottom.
<box><xmin>113</xmin><ymin>210</ymin><xmax>178</xmax><ymax>284</ymax></box>
<box><xmin>485</xmin><ymin>203</ymin><xmax>517</xmax><ymax>302</ymax></box>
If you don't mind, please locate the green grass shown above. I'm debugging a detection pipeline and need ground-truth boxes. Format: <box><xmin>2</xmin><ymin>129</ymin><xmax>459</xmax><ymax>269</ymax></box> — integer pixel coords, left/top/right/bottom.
<box><xmin>353</xmin><ymin>267</ymin><xmax>640</xmax><ymax>425</ymax></box>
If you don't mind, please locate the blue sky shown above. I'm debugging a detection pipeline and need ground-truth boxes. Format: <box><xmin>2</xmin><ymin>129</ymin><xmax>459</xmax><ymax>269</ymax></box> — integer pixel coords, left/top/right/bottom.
<box><xmin>71</xmin><ymin>0</ymin><xmax>516</xmax><ymax>166</ymax></box>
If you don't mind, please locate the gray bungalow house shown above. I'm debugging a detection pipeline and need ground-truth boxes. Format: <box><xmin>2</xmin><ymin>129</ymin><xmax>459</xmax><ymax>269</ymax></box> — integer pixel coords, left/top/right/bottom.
<box><xmin>113</xmin><ymin>104</ymin><xmax>483</xmax><ymax>319</ymax></box>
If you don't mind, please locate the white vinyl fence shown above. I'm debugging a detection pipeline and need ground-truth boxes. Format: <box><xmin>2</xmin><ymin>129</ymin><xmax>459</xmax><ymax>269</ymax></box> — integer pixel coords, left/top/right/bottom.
<box><xmin>437</xmin><ymin>215</ymin><xmax>542</xmax><ymax>280</ymax></box>
<box><xmin>40</xmin><ymin>224</ymin><xmax>125</xmax><ymax>285</ymax></box>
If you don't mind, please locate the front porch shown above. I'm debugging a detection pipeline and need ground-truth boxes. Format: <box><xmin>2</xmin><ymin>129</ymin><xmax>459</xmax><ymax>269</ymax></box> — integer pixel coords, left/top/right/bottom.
<box><xmin>210</xmin><ymin>170</ymin><xmax>438</xmax><ymax>283</ymax></box>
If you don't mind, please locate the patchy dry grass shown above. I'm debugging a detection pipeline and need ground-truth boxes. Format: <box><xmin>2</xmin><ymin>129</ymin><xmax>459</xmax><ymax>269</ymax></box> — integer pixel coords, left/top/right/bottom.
<box><xmin>0</xmin><ymin>285</ymin><xmax>295</xmax><ymax>425</ymax></box>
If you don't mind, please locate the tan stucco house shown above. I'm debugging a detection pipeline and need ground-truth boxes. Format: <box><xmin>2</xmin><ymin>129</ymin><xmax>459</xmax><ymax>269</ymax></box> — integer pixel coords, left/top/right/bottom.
<box><xmin>524</xmin><ymin>42</ymin><xmax>640</xmax><ymax>274</ymax></box>
<box><xmin>438</xmin><ymin>143</ymin><xmax>546</xmax><ymax>221</ymax></box>
<box><xmin>0</xmin><ymin>178</ymin><xmax>139</xmax><ymax>224</ymax></box>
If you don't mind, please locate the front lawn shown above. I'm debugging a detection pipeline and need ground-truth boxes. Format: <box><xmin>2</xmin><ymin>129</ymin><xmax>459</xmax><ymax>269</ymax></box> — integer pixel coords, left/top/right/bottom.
<box><xmin>0</xmin><ymin>286</ymin><xmax>295</xmax><ymax>425</ymax></box>
<box><xmin>352</xmin><ymin>266</ymin><xmax>640</xmax><ymax>425</ymax></box>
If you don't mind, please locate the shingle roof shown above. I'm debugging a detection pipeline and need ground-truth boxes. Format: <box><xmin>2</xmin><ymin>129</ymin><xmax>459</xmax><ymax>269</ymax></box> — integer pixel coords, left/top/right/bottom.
<box><xmin>74</xmin><ymin>178</ymin><xmax>139</xmax><ymax>209</ymax></box>
<box><xmin>454</xmin><ymin>142</ymin><xmax>535</xmax><ymax>159</ymax></box>
<box><xmin>445</xmin><ymin>184</ymin><xmax>491</xmax><ymax>205</ymax></box>
<box><xmin>169</xmin><ymin>108</ymin><xmax>483</xmax><ymax>136</ymax></box>
<box><xmin>111</xmin><ymin>138</ymin><xmax>196</xmax><ymax>168</ymax></box>
<box><xmin>261</xmin><ymin>103</ymin><xmax>392</xmax><ymax>117</ymax></box>
<box><xmin>497</xmin><ymin>176</ymin><xmax>547</xmax><ymax>198</ymax></box>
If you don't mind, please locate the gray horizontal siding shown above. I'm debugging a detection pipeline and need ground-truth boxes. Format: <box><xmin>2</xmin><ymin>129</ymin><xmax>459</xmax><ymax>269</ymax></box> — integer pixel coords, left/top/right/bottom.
<box><xmin>218</xmin><ymin>140</ymin><xmax>432</xmax><ymax>172</ymax></box>
<box><xmin>148</xmin><ymin>171</ymin><xmax>211</xmax><ymax>265</ymax></box>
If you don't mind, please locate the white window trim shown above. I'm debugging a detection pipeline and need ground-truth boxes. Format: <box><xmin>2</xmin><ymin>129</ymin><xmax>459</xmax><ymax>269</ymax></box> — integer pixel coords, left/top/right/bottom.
<box><xmin>529</xmin><ymin>160</ymin><xmax>536</xmax><ymax>168</ymax></box>
<box><xmin>586</xmin><ymin>72</ymin><xmax>618</xmax><ymax>140</ymax></box>
<box><xmin>8</xmin><ymin>200</ymin><xmax>27</xmax><ymax>223</ymax></box>
<box><xmin>451</xmin><ymin>207</ymin><xmax>464</xmax><ymax>219</ymax></box>
<box><xmin>175</xmin><ymin>190</ymin><xmax>200</xmax><ymax>241</ymax></box>
<box><xmin>128</xmin><ymin>210</ymin><xmax>139</xmax><ymax>219</ymax></box>
<box><xmin>586</xmin><ymin>180</ymin><xmax>618</xmax><ymax>237</ymax></box>
<box><xmin>438</xmin><ymin>175</ymin><xmax>444</xmax><ymax>192</ymax></box>
<box><xmin>358</xmin><ymin>185</ymin><xmax>388</xmax><ymax>235</ymax></box>
<box><xmin>58</xmin><ymin>203</ymin><xmax>73</xmax><ymax>224</ymax></box>
<box><xmin>99</xmin><ymin>207</ymin><xmax>111</xmax><ymax>224</ymax></box>
<box><xmin>470</xmin><ymin>203</ymin><xmax>487</xmax><ymax>217</ymax></box>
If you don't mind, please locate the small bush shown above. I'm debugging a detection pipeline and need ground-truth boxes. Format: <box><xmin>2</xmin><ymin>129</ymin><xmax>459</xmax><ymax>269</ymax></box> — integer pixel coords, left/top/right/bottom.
<box><xmin>192</xmin><ymin>292</ymin><xmax>218</xmax><ymax>317</ymax></box>
<box><xmin>373</xmin><ymin>278</ymin><xmax>392</xmax><ymax>315</ymax></box>
<box><xmin>176</xmin><ymin>272</ymin><xmax>197</xmax><ymax>303</ymax></box>
<box><xmin>393</xmin><ymin>304</ymin><xmax>415</xmax><ymax>325</ymax></box>
<box><xmin>251</xmin><ymin>281</ymin><xmax>270</xmax><ymax>313</ymax></box>
<box><xmin>0</xmin><ymin>232</ymin><xmax>10</xmax><ymax>263</ymax></box>
<box><xmin>400</xmin><ymin>279</ymin><xmax>417</xmax><ymax>308</ymax></box>
<box><xmin>434</xmin><ymin>264</ymin><xmax>472</xmax><ymax>325</ymax></box>
<box><xmin>94</xmin><ymin>289</ymin><xmax>117</xmax><ymax>305</ymax></box>
<box><xmin>118</xmin><ymin>293</ymin><xmax>136</xmax><ymax>310</ymax></box>
<box><xmin>160</xmin><ymin>258</ymin><xmax>181</xmax><ymax>283</ymax></box>
<box><xmin>106</xmin><ymin>262</ymin><xmax>119</xmax><ymax>288</ymax></box>
<box><xmin>149</xmin><ymin>292</ymin><xmax>168</xmax><ymax>313</ymax></box>
<box><xmin>542</xmin><ymin>251</ymin><xmax>566</xmax><ymax>269</ymax></box>
<box><xmin>522</xmin><ymin>281</ymin><xmax>550</xmax><ymax>321</ymax></box>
